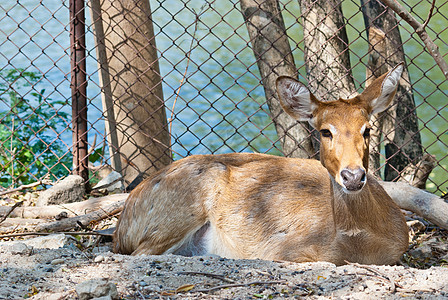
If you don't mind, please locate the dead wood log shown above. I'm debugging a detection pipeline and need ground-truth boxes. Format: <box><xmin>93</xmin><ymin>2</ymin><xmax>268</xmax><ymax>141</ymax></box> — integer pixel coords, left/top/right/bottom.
<box><xmin>34</xmin><ymin>198</ymin><xmax>126</xmax><ymax>232</ymax></box>
<box><xmin>0</xmin><ymin>218</ymin><xmax>47</xmax><ymax>234</ymax></box>
<box><xmin>380</xmin><ymin>181</ymin><xmax>448</xmax><ymax>230</ymax></box>
<box><xmin>398</xmin><ymin>154</ymin><xmax>436</xmax><ymax>189</ymax></box>
<box><xmin>0</xmin><ymin>194</ymin><xmax>128</xmax><ymax>219</ymax></box>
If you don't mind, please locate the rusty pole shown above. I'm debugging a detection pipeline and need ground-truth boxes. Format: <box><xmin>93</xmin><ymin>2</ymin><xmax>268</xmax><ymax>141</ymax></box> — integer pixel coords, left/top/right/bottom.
<box><xmin>70</xmin><ymin>0</ymin><xmax>89</xmax><ymax>184</ymax></box>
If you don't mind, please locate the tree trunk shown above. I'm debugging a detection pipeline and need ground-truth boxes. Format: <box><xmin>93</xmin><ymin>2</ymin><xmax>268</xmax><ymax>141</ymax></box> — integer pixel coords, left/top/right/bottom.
<box><xmin>99</xmin><ymin>0</ymin><xmax>171</xmax><ymax>185</ymax></box>
<box><xmin>297</xmin><ymin>0</ymin><xmax>356</xmax><ymax>101</ymax></box>
<box><xmin>297</xmin><ymin>0</ymin><xmax>355</xmax><ymax>154</ymax></box>
<box><xmin>360</xmin><ymin>0</ymin><xmax>423</xmax><ymax>182</ymax></box>
<box><xmin>240</xmin><ymin>0</ymin><xmax>314</xmax><ymax>158</ymax></box>
<box><xmin>90</xmin><ymin>0</ymin><xmax>122</xmax><ymax>175</ymax></box>
<box><xmin>365</xmin><ymin>27</ymin><xmax>388</xmax><ymax>177</ymax></box>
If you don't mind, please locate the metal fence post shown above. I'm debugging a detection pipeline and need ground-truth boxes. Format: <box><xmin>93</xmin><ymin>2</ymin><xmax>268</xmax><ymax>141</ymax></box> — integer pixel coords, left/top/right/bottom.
<box><xmin>70</xmin><ymin>0</ymin><xmax>89</xmax><ymax>184</ymax></box>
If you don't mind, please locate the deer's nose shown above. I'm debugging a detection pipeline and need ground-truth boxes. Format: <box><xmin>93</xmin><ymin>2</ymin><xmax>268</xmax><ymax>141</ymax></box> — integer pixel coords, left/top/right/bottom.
<box><xmin>340</xmin><ymin>168</ymin><xmax>366</xmax><ymax>192</ymax></box>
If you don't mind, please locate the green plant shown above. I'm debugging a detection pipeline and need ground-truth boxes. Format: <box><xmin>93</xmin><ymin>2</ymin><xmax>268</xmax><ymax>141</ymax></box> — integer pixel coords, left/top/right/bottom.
<box><xmin>0</xmin><ymin>69</ymin><xmax>72</xmax><ymax>187</ymax></box>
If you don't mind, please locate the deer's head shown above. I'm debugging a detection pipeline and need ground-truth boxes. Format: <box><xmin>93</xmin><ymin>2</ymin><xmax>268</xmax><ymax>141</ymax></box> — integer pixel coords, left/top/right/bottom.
<box><xmin>276</xmin><ymin>64</ymin><xmax>403</xmax><ymax>192</ymax></box>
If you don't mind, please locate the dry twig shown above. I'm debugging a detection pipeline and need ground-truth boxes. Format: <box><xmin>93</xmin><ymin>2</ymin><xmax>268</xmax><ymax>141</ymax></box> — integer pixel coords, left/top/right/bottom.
<box><xmin>0</xmin><ymin>180</ymin><xmax>52</xmax><ymax>196</ymax></box>
<box><xmin>381</xmin><ymin>0</ymin><xmax>448</xmax><ymax>80</ymax></box>
<box><xmin>178</xmin><ymin>271</ymin><xmax>235</xmax><ymax>283</ymax></box>
<box><xmin>347</xmin><ymin>261</ymin><xmax>399</xmax><ymax>292</ymax></box>
<box><xmin>194</xmin><ymin>280</ymin><xmax>286</xmax><ymax>293</ymax></box>
<box><xmin>0</xmin><ymin>231</ymin><xmax>111</xmax><ymax>239</ymax></box>
<box><xmin>0</xmin><ymin>201</ymin><xmax>23</xmax><ymax>224</ymax></box>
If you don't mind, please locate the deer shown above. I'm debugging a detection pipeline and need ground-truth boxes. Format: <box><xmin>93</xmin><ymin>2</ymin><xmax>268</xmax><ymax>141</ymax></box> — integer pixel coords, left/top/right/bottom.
<box><xmin>113</xmin><ymin>64</ymin><xmax>409</xmax><ymax>265</ymax></box>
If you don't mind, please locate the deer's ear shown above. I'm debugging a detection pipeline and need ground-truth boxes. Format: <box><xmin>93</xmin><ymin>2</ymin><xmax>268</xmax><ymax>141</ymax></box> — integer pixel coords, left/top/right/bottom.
<box><xmin>276</xmin><ymin>76</ymin><xmax>320</xmax><ymax>122</ymax></box>
<box><xmin>361</xmin><ymin>63</ymin><xmax>404</xmax><ymax>116</ymax></box>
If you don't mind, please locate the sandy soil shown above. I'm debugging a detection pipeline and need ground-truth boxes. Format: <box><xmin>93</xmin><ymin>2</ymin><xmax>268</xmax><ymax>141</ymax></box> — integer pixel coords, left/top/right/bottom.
<box><xmin>1</xmin><ymin>237</ymin><xmax>447</xmax><ymax>300</ymax></box>
<box><xmin>1</xmin><ymin>191</ymin><xmax>447</xmax><ymax>299</ymax></box>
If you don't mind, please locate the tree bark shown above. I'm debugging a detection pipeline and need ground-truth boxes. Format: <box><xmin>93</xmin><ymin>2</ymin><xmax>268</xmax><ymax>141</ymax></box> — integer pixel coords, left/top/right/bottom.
<box><xmin>298</xmin><ymin>0</ymin><xmax>356</xmax><ymax>101</ymax></box>
<box><xmin>90</xmin><ymin>0</ymin><xmax>122</xmax><ymax>175</ymax></box>
<box><xmin>0</xmin><ymin>194</ymin><xmax>128</xmax><ymax>219</ymax></box>
<box><xmin>35</xmin><ymin>198</ymin><xmax>126</xmax><ymax>232</ymax></box>
<box><xmin>240</xmin><ymin>0</ymin><xmax>314</xmax><ymax>158</ymax></box>
<box><xmin>296</xmin><ymin>0</ymin><xmax>355</xmax><ymax>154</ymax></box>
<box><xmin>360</xmin><ymin>0</ymin><xmax>423</xmax><ymax>182</ymax></box>
<box><xmin>380</xmin><ymin>181</ymin><xmax>448</xmax><ymax>230</ymax></box>
<box><xmin>99</xmin><ymin>0</ymin><xmax>171</xmax><ymax>185</ymax></box>
<box><xmin>365</xmin><ymin>27</ymin><xmax>387</xmax><ymax>177</ymax></box>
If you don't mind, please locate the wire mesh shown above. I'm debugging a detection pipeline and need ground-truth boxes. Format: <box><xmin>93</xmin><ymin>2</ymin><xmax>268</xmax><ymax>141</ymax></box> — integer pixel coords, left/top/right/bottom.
<box><xmin>0</xmin><ymin>0</ymin><xmax>446</xmax><ymax>194</ymax></box>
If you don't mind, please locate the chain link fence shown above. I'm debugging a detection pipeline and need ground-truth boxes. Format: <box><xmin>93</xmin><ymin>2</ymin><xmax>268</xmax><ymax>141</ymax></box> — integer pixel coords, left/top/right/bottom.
<box><xmin>0</xmin><ymin>0</ymin><xmax>447</xmax><ymax>194</ymax></box>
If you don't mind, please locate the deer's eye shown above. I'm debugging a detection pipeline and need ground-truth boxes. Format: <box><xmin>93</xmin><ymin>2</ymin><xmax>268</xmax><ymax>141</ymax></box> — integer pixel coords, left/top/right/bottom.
<box><xmin>363</xmin><ymin>128</ymin><xmax>371</xmax><ymax>138</ymax></box>
<box><xmin>320</xmin><ymin>129</ymin><xmax>333</xmax><ymax>139</ymax></box>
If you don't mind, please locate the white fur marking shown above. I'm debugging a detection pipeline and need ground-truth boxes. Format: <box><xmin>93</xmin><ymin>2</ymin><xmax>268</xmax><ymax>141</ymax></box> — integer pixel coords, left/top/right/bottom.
<box><xmin>370</xmin><ymin>64</ymin><xmax>404</xmax><ymax>115</ymax></box>
<box><xmin>382</xmin><ymin>64</ymin><xmax>402</xmax><ymax>94</ymax></box>
<box><xmin>286</xmin><ymin>81</ymin><xmax>310</xmax><ymax>103</ymax></box>
<box><xmin>360</xmin><ymin>124</ymin><xmax>366</xmax><ymax>135</ymax></box>
<box><xmin>329</xmin><ymin>124</ymin><xmax>337</xmax><ymax>134</ymax></box>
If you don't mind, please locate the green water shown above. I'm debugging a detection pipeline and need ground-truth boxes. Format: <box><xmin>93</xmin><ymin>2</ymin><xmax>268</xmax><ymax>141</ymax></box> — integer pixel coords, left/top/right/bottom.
<box><xmin>154</xmin><ymin>0</ymin><xmax>447</xmax><ymax>193</ymax></box>
<box><xmin>0</xmin><ymin>0</ymin><xmax>446</xmax><ymax>193</ymax></box>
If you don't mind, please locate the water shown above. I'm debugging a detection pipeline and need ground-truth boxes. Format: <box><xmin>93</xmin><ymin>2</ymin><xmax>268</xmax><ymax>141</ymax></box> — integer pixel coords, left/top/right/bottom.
<box><xmin>0</xmin><ymin>0</ymin><xmax>446</xmax><ymax>193</ymax></box>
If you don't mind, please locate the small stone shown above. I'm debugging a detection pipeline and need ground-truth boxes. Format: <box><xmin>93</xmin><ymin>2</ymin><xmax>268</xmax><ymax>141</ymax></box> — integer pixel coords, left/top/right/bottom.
<box><xmin>139</xmin><ymin>281</ymin><xmax>148</xmax><ymax>286</ymax></box>
<box><xmin>95</xmin><ymin>255</ymin><xmax>105</xmax><ymax>263</ymax></box>
<box><xmin>1</xmin><ymin>242</ymin><xmax>33</xmax><ymax>255</ymax></box>
<box><xmin>409</xmin><ymin>244</ymin><xmax>433</xmax><ymax>259</ymax></box>
<box><xmin>92</xmin><ymin>296</ymin><xmax>112</xmax><ymax>300</ymax></box>
<box><xmin>92</xmin><ymin>171</ymin><xmax>124</xmax><ymax>193</ymax></box>
<box><xmin>51</xmin><ymin>258</ymin><xmax>65</xmax><ymax>265</ymax></box>
<box><xmin>37</xmin><ymin>175</ymin><xmax>85</xmax><ymax>206</ymax></box>
<box><xmin>24</xmin><ymin>234</ymin><xmax>71</xmax><ymax>249</ymax></box>
<box><xmin>75</xmin><ymin>278</ymin><xmax>118</xmax><ymax>300</ymax></box>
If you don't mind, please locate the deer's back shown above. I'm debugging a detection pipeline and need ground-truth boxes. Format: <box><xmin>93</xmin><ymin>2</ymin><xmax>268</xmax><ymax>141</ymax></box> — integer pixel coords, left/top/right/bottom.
<box><xmin>113</xmin><ymin>153</ymin><xmax>335</xmax><ymax>258</ymax></box>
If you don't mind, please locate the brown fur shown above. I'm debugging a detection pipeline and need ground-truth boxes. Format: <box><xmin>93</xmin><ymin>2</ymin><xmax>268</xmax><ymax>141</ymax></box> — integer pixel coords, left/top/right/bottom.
<box><xmin>113</xmin><ymin>65</ymin><xmax>409</xmax><ymax>265</ymax></box>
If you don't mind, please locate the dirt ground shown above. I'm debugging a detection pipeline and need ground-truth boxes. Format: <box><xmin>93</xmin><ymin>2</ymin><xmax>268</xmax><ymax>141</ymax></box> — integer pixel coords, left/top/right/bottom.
<box><xmin>0</xmin><ymin>229</ymin><xmax>447</xmax><ymax>300</ymax></box>
<box><xmin>1</xmin><ymin>192</ymin><xmax>447</xmax><ymax>299</ymax></box>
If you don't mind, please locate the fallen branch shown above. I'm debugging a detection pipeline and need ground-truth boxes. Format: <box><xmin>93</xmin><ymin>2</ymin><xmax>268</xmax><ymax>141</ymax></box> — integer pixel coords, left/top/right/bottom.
<box><xmin>193</xmin><ymin>280</ymin><xmax>286</xmax><ymax>294</ymax></box>
<box><xmin>178</xmin><ymin>271</ymin><xmax>235</xmax><ymax>283</ymax></box>
<box><xmin>0</xmin><ymin>193</ymin><xmax>128</xmax><ymax>219</ymax></box>
<box><xmin>398</xmin><ymin>154</ymin><xmax>436</xmax><ymax>189</ymax></box>
<box><xmin>0</xmin><ymin>201</ymin><xmax>23</xmax><ymax>224</ymax></box>
<box><xmin>347</xmin><ymin>261</ymin><xmax>398</xmax><ymax>292</ymax></box>
<box><xmin>34</xmin><ymin>198</ymin><xmax>125</xmax><ymax>232</ymax></box>
<box><xmin>0</xmin><ymin>231</ymin><xmax>111</xmax><ymax>239</ymax></box>
<box><xmin>0</xmin><ymin>218</ymin><xmax>47</xmax><ymax>234</ymax></box>
<box><xmin>380</xmin><ymin>181</ymin><xmax>448</xmax><ymax>230</ymax></box>
<box><xmin>0</xmin><ymin>180</ymin><xmax>52</xmax><ymax>196</ymax></box>
<box><xmin>381</xmin><ymin>0</ymin><xmax>448</xmax><ymax>80</ymax></box>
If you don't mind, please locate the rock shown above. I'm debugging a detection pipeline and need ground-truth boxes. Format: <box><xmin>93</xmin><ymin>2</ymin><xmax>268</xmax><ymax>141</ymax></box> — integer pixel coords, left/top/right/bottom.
<box><xmin>92</xmin><ymin>296</ymin><xmax>113</xmax><ymax>300</ymax></box>
<box><xmin>1</xmin><ymin>242</ymin><xmax>33</xmax><ymax>255</ymax></box>
<box><xmin>92</xmin><ymin>171</ymin><xmax>124</xmax><ymax>193</ymax></box>
<box><xmin>36</xmin><ymin>175</ymin><xmax>85</xmax><ymax>206</ymax></box>
<box><xmin>407</xmin><ymin>220</ymin><xmax>426</xmax><ymax>240</ymax></box>
<box><xmin>23</xmin><ymin>234</ymin><xmax>71</xmax><ymax>249</ymax></box>
<box><xmin>51</xmin><ymin>258</ymin><xmax>65</xmax><ymax>265</ymax></box>
<box><xmin>92</xmin><ymin>171</ymin><xmax>123</xmax><ymax>192</ymax></box>
<box><xmin>409</xmin><ymin>244</ymin><xmax>433</xmax><ymax>259</ymax></box>
<box><xmin>75</xmin><ymin>278</ymin><xmax>118</xmax><ymax>300</ymax></box>
<box><xmin>94</xmin><ymin>255</ymin><xmax>105</xmax><ymax>263</ymax></box>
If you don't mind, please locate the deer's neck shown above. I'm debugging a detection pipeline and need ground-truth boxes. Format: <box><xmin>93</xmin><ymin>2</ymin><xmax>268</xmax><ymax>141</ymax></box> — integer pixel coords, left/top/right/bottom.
<box><xmin>329</xmin><ymin>176</ymin><xmax>383</xmax><ymax>233</ymax></box>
